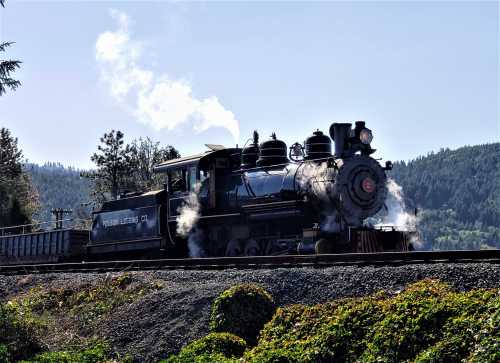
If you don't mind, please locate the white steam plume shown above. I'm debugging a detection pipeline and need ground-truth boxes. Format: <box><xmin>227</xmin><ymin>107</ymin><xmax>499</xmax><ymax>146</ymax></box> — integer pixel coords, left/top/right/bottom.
<box><xmin>175</xmin><ymin>183</ymin><xmax>204</xmax><ymax>257</ymax></box>
<box><xmin>297</xmin><ymin>161</ymin><xmax>330</xmax><ymax>200</ymax></box>
<box><xmin>382</xmin><ymin>179</ymin><xmax>418</xmax><ymax>230</ymax></box>
<box><xmin>380</xmin><ymin>178</ymin><xmax>423</xmax><ymax>249</ymax></box>
<box><xmin>95</xmin><ymin>9</ymin><xmax>240</xmax><ymax>140</ymax></box>
<box><xmin>297</xmin><ymin>161</ymin><xmax>341</xmax><ymax>232</ymax></box>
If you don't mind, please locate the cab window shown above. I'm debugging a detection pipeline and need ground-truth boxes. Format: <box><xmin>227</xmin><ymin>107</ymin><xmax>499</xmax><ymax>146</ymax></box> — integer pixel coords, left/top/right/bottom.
<box><xmin>168</xmin><ymin>169</ymin><xmax>187</xmax><ymax>193</ymax></box>
<box><xmin>188</xmin><ymin>166</ymin><xmax>198</xmax><ymax>192</ymax></box>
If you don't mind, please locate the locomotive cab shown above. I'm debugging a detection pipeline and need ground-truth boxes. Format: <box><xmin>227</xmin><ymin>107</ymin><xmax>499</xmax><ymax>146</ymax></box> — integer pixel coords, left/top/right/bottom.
<box><xmin>154</xmin><ymin>146</ymin><xmax>243</xmax><ymax>254</ymax></box>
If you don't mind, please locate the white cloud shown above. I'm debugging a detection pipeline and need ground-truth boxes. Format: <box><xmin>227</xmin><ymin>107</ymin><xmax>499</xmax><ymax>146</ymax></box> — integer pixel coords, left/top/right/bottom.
<box><xmin>96</xmin><ymin>9</ymin><xmax>240</xmax><ymax>141</ymax></box>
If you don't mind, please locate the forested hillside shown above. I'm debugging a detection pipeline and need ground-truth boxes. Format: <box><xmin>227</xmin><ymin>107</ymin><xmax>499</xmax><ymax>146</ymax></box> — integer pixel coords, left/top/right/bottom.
<box><xmin>390</xmin><ymin>143</ymin><xmax>500</xmax><ymax>250</ymax></box>
<box><xmin>25</xmin><ymin>163</ymin><xmax>92</xmax><ymax>226</ymax></box>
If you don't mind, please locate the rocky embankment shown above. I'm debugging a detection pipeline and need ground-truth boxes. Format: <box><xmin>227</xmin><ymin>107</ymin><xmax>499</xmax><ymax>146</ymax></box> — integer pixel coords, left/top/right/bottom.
<box><xmin>0</xmin><ymin>263</ymin><xmax>499</xmax><ymax>362</ymax></box>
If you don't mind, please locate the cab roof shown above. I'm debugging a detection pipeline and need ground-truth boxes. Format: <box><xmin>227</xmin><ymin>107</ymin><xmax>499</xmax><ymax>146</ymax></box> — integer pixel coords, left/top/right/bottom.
<box><xmin>153</xmin><ymin>151</ymin><xmax>213</xmax><ymax>172</ymax></box>
<box><xmin>153</xmin><ymin>147</ymin><xmax>242</xmax><ymax>173</ymax></box>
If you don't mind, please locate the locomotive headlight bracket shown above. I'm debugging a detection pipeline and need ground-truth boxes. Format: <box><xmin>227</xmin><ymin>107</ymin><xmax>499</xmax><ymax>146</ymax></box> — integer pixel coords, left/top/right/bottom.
<box><xmin>359</xmin><ymin>128</ymin><xmax>373</xmax><ymax>145</ymax></box>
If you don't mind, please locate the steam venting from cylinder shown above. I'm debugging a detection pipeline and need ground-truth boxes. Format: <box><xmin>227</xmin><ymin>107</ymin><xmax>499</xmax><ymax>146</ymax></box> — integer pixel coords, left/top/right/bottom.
<box><xmin>176</xmin><ymin>183</ymin><xmax>204</xmax><ymax>257</ymax></box>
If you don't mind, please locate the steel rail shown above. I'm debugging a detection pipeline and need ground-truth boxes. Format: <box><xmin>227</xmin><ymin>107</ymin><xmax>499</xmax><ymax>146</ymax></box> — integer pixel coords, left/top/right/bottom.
<box><xmin>0</xmin><ymin>250</ymin><xmax>499</xmax><ymax>276</ymax></box>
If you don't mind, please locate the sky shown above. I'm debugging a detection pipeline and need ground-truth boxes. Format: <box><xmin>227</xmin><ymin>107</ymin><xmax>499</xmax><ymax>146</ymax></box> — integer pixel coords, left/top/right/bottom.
<box><xmin>0</xmin><ymin>0</ymin><xmax>498</xmax><ymax>169</ymax></box>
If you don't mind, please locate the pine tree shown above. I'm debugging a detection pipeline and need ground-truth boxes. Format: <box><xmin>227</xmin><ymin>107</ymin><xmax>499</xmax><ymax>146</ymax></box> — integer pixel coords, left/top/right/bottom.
<box><xmin>0</xmin><ymin>1</ymin><xmax>22</xmax><ymax>96</ymax></box>
<box><xmin>85</xmin><ymin>131</ymin><xmax>180</xmax><ymax>206</ymax></box>
<box><xmin>128</xmin><ymin>137</ymin><xmax>180</xmax><ymax>191</ymax></box>
<box><xmin>0</xmin><ymin>128</ymin><xmax>23</xmax><ymax>178</ymax></box>
<box><xmin>0</xmin><ymin>128</ymin><xmax>39</xmax><ymax>229</ymax></box>
<box><xmin>88</xmin><ymin>130</ymin><xmax>133</xmax><ymax>202</ymax></box>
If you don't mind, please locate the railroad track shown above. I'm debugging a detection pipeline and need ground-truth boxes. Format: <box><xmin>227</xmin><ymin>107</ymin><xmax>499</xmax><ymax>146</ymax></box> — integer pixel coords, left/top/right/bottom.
<box><xmin>0</xmin><ymin>250</ymin><xmax>499</xmax><ymax>275</ymax></box>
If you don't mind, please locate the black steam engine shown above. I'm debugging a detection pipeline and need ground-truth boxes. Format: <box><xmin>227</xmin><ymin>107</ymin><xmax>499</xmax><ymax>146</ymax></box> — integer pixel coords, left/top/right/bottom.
<box><xmin>0</xmin><ymin>121</ymin><xmax>412</xmax><ymax>264</ymax></box>
<box><xmin>89</xmin><ymin>121</ymin><xmax>411</xmax><ymax>258</ymax></box>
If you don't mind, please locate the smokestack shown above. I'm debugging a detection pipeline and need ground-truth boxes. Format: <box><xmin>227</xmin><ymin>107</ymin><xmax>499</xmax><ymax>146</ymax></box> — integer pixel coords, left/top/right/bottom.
<box><xmin>329</xmin><ymin>123</ymin><xmax>352</xmax><ymax>158</ymax></box>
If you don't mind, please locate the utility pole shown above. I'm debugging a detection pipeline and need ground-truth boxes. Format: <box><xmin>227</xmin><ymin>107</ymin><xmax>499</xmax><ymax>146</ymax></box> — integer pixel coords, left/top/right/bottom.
<box><xmin>51</xmin><ymin>208</ymin><xmax>72</xmax><ymax>230</ymax></box>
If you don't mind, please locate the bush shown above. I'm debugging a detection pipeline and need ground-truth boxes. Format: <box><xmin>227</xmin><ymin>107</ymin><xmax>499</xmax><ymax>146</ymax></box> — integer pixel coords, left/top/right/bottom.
<box><xmin>164</xmin><ymin>333</ymin><xmax>246</xmax><ymax>363</ymax></box>
<box><xmin>249</xmin><ymin>295</ymin><xmax>386</xmax><ymax>362</ymax></box>
<box><xmin>0</xmin><ymin>344</ymin><xmax>8</xmax><ymax>363</ymax></box>
<box><xmin>242</xmin><ymin>280</ymin><xmax>500</xmax><ymax>363</ymax></box>
<box><xmin>362</xmin><ymin>281</ymin><xmax>500</xmax><ymax>363</ymax></box>
<box><xmin>303</xmin><ymin>297</ymin><xmax>385</xmax><ymax>362</ymax></box>
<box><xmin>244</xmin><ymin>348</ymin><xmax>300</xmax><ymax>363</ymax></box>
<box><xmin>210</xmin><ymin>284</ymin><xmax>276</xmax><ymax>345</ymax></box>
<box><xmin>465</xmin><ymin>292</ymin><xmax>499</xmax><ymax>363</ymax></box>
<box><xmin>19</xmin><ymin>343</ymin><xmax>108</xmax><ymax>363</ymax></box>
<box><xmin>0</xmin><ymin>302</ymin><xmax>43</xmax><ymax>361</ymax></box>
<box><xmin>361</xmin><ymin>280</ymin><xmax>457</xmax><ymax>362</ymax></box>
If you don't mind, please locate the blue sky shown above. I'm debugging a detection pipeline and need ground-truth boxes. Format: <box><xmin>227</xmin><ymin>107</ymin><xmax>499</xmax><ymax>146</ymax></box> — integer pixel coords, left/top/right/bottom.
<box><xmin>0</xmin><ymin>1</ymin><xmax>498</xmax><ymax>169</ymax></box>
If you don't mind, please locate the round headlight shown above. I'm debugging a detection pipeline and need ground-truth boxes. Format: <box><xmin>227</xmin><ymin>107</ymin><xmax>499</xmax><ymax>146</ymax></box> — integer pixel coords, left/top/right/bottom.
<box><xmin>360</xmin><ymin>128</ymin><xmax>373</xmax><ymax>145</ymax></box>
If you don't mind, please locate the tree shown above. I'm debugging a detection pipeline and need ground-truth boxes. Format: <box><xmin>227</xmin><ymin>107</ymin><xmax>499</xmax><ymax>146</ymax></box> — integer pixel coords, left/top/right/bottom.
<box><xmin>0</xmin><ymin>1</ymin><xmax>22</xmax><ymax>96</ymax></box>
<box><xmin>128</xmin><ymin>137</ymin><xmax>180</xmax><ymax>191</ymax></box>
<box><xmin>0</xmin><ymin>127</ymin><xmax>22</xmax><ymax>178</ymax></box>
<box><xmin>390</xmin><ymin>143</ymin><xmax>500</xmax><ymax>250</ymax></box>
<box><xmin>88</xmin><ymin>130</ymin><xmax>132</xmax><ymax>202</ymax></box>
<box><xmin>0</xmin><ymin>128</ymin><xmax>39</xmax><ymax>229</ymax></box>
<box><xmin>85</xmin><ymin>131</ymin><xmax>180</xmax><ymax>206</ymax></box>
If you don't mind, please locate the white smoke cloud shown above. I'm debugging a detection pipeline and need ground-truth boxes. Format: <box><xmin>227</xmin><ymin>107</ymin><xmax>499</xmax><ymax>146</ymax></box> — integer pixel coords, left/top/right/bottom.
<box><xmin>297</xmin><ymin>161</ymin><xmax>331</xmax><ymax>200</ymax></box>
<box><xmin>297</xmin><ymin>161</ymin><xmax>341</xmax><ymax>232</ymax></box>
<box><xmin>176</xmin><ymin>187</ymin><xmax>200</xmax><ymax>237</ymax></box>
<box><xmin>175</xmin><ymin>183</ymin><xmax>204</xmax><ymax>257</ymax></box>
<box><xmin>95</xmin><ymin>9</ymin><xmax>240</xmax><ymax>140</ymax></box>
<box><xmin>383</xmin><ymin>178</ymin><xmax>418</xmax><ymax>230</ymax></box>
<box><xmin>381</xmin><ymin>178</ymin><xmax>423</xmax><ymax>249</ymax></box>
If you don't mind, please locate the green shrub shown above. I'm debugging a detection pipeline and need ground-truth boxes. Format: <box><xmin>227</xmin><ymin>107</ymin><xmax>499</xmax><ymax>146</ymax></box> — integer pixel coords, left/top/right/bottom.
<box><xmin>164</xmin><ymin>333</ymin><xmax>246</xmax><ymax>363</ymax></box>
<box><xmin>466</xmin><ymin>293</ymin><xmax>499</xmax><ymax>363</ymax></box>
<box><xmin>249</xmin><ymin>295</ymin><xmax>386</xmax><ymax>363</ymax></box>
<box><xmin>10</xmin><ymin>273</ymin><xmax>163</xmax><ymax>351</ymax></box>
<box><xmin>19</xmin><ymin>342</ymin><xmax>108</xmax><ymax>363</ymax></box>
<box><xmin>242</xmin><ymin>280</ymin><xmax>500</xmax><ymax>363</ymax></box>
<box><xmin>210</xmin><ymin>284</ymin><xmax>275</xmax><ymax>345</ymax></box>
<box><xmin>302</xmin><ymin>297</ymin><xmax>385</xmax><ymax>362</ymax></box>
<box><xmin>244</xmin><ymin>348</ymin><xmax>300</xmax><ymax>363</ymax></box>
<box><xmin>0</xmin><ymin>344</ymin><xmax>8</xmax><ymax>363</ymax></box>
<box><xmin>164</xmin><ymin>352</ymin><xmax>236</xmax><ymax>363</ymax></box>
<box><xmin>256</xmin><ymin>301</ymin><xmax>341</xmax><ymax>344</ymax></box>
<box><xmin>360</xmin><ymin>280</ymin><xmax>458</xmax><ymax>362</ymax></box>
<box><xmin>0</xmin><ymin>302</ymin><xmax>43</xmax><ymax>361</ymax></box>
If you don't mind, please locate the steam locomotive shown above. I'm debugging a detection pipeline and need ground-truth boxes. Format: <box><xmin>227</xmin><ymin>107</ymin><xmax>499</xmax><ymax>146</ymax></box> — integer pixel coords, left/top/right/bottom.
<box><xmin>0</xmin><ymin>121</ymin><xmax>412</xmax><ymax>264</ymax></box>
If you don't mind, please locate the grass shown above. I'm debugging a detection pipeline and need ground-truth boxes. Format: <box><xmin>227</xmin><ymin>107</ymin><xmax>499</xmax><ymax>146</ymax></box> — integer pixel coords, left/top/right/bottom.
<box><xmin>0</xmin><ymin>273</ymin><xmax>162</xmax><ymax>362</ymax></box>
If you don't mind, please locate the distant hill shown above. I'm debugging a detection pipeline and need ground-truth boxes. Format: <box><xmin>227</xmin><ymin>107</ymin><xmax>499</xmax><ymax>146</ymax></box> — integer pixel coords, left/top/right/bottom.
<box><xmin>25</xmin><ymin>163</ymin><xmax>92</xmax><ymax>227</ymax></box>
<box><xmin>390</xmin><ymin>143</ymin><xmax>500</xmax><ymax>250</ymax></box>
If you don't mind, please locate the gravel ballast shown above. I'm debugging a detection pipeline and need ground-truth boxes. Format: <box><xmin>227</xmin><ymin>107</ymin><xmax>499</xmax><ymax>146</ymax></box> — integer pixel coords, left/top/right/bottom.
<box><xmin>1</xmin><ymin>263</ymin><xmax>499</xmax><ymax>362</ymax></box>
